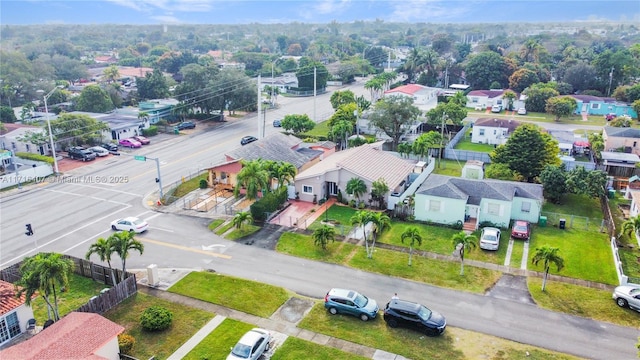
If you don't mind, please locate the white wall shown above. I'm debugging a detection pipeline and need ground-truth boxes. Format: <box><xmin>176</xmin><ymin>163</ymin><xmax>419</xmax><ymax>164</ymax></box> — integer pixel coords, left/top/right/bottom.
<box><xmin>0</xmin><ymin>164</ymin><xmax>53</xmax><ymax>189</ymax></box>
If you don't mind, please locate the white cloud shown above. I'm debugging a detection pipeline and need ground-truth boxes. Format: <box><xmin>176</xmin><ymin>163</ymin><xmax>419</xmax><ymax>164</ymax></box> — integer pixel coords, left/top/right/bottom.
<box><xmin>389</xmin><ymin>0</ymin><xmax>472</xmax><ymax>22</ymax></box>
<box><xmin>151</xmin><ymin>15</ymin><xmax>185</xmax><ymax>24</ymax></box>
<box><xmin>106</xmin><ymin>0</ymin><xmax>216</xmax><ymax>13</ymax></box>
<box><xmin>313</xmin><ymin>0</ymin><xmax>352</xmax><ymax>14</ymax></box>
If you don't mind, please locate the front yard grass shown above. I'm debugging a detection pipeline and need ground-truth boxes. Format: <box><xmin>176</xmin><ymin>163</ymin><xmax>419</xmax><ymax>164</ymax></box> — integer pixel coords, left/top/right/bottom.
<box><xmin>271</xmin><ymin>337</ymin><xmax>370</xmax><ymax>360</ymax></box>
<box><xmin>302</xmin><ymin>120</ymin><xmax>330</xmax><ymax>139</ymax></box>
<box><xmin>103</xmin><ymin>292</ymin><xmax>214</xmax><ymax>360</ymax></box>
<box><xmin>168</xmin><ymin>271</ymin><xmax>290</xmax><ymax>317</ymax></box>
<box><xmin>307</xmin><ymin>203</ymin><xmax>358</xmax><ymax>231</ymax></box>
<box><xmin>226</xmin><ymin>224</ymin><xmax>261</xmax><ymax>240</ymax></box>
<box><xmin>277</xmin><ymin>232</ymin><xmax>354</xmax><ymax>264</ymax></box>
<box><xmin>208</xmin><ymin>219</ymin><xmax>225</xmax><ymax>231</ymax></box>
<box><xmin>183</xmin><ymin>318</ymin><xmax>253</xmax><ymax>360</ymax></box>
<box><xmin>215</xmin><ymin>221</ymin><xmax>234</xmax><ymax>235</ymax></box>
<box><xmin>171</xmin><ymin>172</ymin><xmax>208</xmax><ymax>198</ymax></box>
<box><xmin>431</xmin><ymin>159</ymin><xmax>464</xmax><ymax>177</ymax></box>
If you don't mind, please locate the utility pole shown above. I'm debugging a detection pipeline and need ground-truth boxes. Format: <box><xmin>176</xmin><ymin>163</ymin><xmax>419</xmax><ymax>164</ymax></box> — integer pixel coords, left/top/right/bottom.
<box><xmin>439</xmin><ymin>112</ymin><xmax>446</xmax><ymax>168</ymax></box>
<box><xmin>133</xmin><ymin>155</ymin><xmax>164</xmax><ymax>201</ymax></box>
<box><xmin>257</xmin><ymin>75</ymin><xmax>262</xmax><ymax>138</ymax></box>
<box><xmin>607</xmin><ymin>67</ymin><xmax>614</xmax><ymax>97</ymax></box>
<box><xmin>313</xmin><ymin>67</ymin><xmax>317</xmax><ymax>122</ymax></box>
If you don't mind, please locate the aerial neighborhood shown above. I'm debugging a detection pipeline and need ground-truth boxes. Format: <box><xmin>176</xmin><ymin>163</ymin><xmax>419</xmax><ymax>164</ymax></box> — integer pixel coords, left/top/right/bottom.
<box><xmin>1</xmin><ymin>2</ymin><xmax>640</xmax><ymax>359</ymax></box>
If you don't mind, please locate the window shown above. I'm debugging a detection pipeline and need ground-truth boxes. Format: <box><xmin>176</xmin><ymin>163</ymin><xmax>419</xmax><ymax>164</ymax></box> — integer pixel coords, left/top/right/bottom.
<box><xmin>591</xmin><ymin>103</ymin><xmax>601</xmax><ymax>110</ymax></box>
<box><xmin>487</xmin><ymin>203</ymin><xmax>500</xmax><ymax>215</ymax></box>
<box><xmin>429</xmin><ymin>200</ymin><xmax>441</xmax><ymax>212</ymax></box>
<box><xmin>479</xmin><ymin>129</ymin><xmax>485</xmax><ymax>136</ymax></box>
<box><xmin>302</xmin><ymin>185</ymin><xmax>313</xmax><ymax>194</ymax></box>
<box><xmin>0</xmin><ymin>312</ymin><xmax>21</xmax><ymax>343</ymax></box>
<box><xmin>26</xmin><ymin>144</ymin><xmax>30</xmax><ymax>152</ymax></box>
<box><xmin>493</xmin><ymin>129</ymin><xmax>497</xmax><ymax>135</ymax></box>
<box><xmin>521</xmin><ymin>202</ymin><xmax>531</xmax><ymax>213</ymax></box>
<box><xmin>634</xmin><ymin>142</ymin><xmax>637</xmax><ymax>148</ymax></box>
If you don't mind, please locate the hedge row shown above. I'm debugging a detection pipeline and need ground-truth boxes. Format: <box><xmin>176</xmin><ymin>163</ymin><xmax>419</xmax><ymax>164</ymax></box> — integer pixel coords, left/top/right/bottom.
<box><xmin>250</xmin><ymin>187</ymin><xmax>288</xmax><ymax>222</ymax></box>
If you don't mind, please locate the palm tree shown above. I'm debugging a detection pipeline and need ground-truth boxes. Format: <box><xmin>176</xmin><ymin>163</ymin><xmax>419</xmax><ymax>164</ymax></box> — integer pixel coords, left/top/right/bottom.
<box><xmin>274</xmin><ymin>162</ymin><xmax>297</xmax><ymax>189</ymax></box>
<box><xmin>103</xmin><ymin>65</ymin><xmax>120</xmax><ymax>84</ymax></box>
<box><xmin>232</xmin><ymin>211</ymin><xmax>253</xmax><ymax>230</ymax></box>
<box><xmin>401</xmin><ymin>227</ymin><xmax>423</xmax><ymax>266</ymax></box>
<box><xmin>312</xmin><ymin>225</ymin><xmax>336</xmax><ymax>250</ymax></box>
<box><xmin>86</xmin><ymin>237</ymin><xmax>116</xmax><ymax>285</ymax></box>
<box><xmin>235</xmin><ymin>159</ymin><xmax>270</xmax><ymax>200</ymax></box>
<box><xmin>110</xmin><ymin>231</ymin><xmax>144</xmax><ymax>282</ymax></box>
<box><xmin>452</xmin><ymin>231</ymin><xmax>477</xmax><ymax>275</ymax></box>
<box><xmin>622</xmin><ymin>215</ymin><xmax>640</xmax><ymax>242</ymax></box>
<box><xmin>350</xmin><ymin>210</ymin><xmax>372</xmax><ymax>256</ymax></box>
<box><xmin>16</xmin><ymin>255</ymin><xmax>56</xmax><ymax>320</ymax></box>
<box><xmin>371</xmin><ymin>178</ymin><xmax>389</xmax><ymax>210</ymax></box>
<box><xmin>368</xmin><ymin>211</ymin><xmax>390</xmax><ymax>258</ymax></box>
<box><xmin>346</xmin><ymin>177</ymin><xmax>367</xmax><ymax>205</ymax></box>
<box><xmin>531</xmin><ymin>245</ymin><xmax>565</xmax><ymax>291</ymax></box>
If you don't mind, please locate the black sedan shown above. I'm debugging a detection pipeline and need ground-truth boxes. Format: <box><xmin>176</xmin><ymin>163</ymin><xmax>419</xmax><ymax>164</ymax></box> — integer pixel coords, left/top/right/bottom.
<box><xmin>241</xmin><ymin>136</ymin><xmax>258</xmax><ymax>145</ymax></box>
<box><xmin>176</xmin><ymin>121</ymin><xmax>196</xmax><ymax>130</ymax></box>
<box><xmin>383</xmin><ymin>299</ymin><xmax>446</xmax><ymax>336</ymax></box>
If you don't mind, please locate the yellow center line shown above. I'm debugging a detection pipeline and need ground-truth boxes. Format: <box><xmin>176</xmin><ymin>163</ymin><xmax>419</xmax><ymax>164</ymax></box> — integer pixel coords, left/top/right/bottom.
<box><xmin>138</xmin><ymin>237</ymin><xmax>232</xmax><ymax>259</ymax></box>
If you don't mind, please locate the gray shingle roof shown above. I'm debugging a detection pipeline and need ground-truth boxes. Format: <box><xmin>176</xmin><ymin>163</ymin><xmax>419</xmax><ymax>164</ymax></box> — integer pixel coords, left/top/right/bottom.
<box><xmin>417</xmin><ymin>174</ymin><xmax>543</xmax><ymax>204</ymax></box>
<box><xmin>226</xmin><ymin>132</ymin><xmax>322</xmax><ymax>169</ymax></box>
<box><xmin>603</xmin><ymin>127</ymin><xmax>640</xmax><ymax>139</ymax></box>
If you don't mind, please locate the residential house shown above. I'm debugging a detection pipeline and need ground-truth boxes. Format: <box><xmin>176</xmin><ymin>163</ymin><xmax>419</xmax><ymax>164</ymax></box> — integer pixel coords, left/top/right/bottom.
<box><xmin>602</xmin><ymin>127</ymin><xmax>640</xmax><ymax>155</ymax></box>
<box><xmin>139</xmin><ymin>99</ymin><xmax>179</xmax><ymax>124</ymax></box>
<box><xmin>0</xmin><ymin>123</ymin><xmax>50</xmax><ymax>155</ymax></box>
<box><xmin>599</xmin><ymin>151</ymin><xmax>640</xmax><ymax>184</ymax></box>
<box><xmin>467</xmin><ymin>89</ymin><xmax>510</xmax><ymax>110</ymax></box>
<box><xmin>383</xmin><ymin>84</ymin><xmax>439</xmax><ymax>112</ymax></box>
<box><xmin>568</xmin><ymin>95</ymin><xmax>638</xmax><ymax>119</ymax></box>
<box><xmin>94</xmin><ymin>55</ymin><xmax>117</xmax><ymax>64</ymax></box>
<box><xmin>414</xmin><ymin>174</ymin><xmax>543</xmax><ymax>229</ymax></box>
<box><xmin>0</xmin><ymin>280</ymin><xmax>35</xmax><ymax>347</ymax></box>
<box><xmin>259</xmin><ymin>73</ymin><xmax>298</xmax><ymax>94</ymax></box>
<box><xmin>471</xmin><ymin>118</ymin><xmax>522</xmax><ymax>145</ymax></box>
<box><xmin>294</xmin><ymin>142</ymin><xmax>416</xmax><ymax>204</ymax></box>
<box><xmin>0</xmin><ymin>312</ymin><xmax>124</xmax><ymax>360</ymax></box>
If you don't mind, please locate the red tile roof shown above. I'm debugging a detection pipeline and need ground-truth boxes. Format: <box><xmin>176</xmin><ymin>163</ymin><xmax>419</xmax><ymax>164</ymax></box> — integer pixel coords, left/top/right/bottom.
<box><xmin>385</xmin><ymin>84</ymin><xmax>428</xmax><ymax>95</ymax></box>
<box><xmin>0</xmin><ymin>312</ymin><xmax>124</xmax><ymax>360</ymax></box>
<box><xmin>0</xmin><ymin>280</ymin><xmax>26</xmax><ymax>316</ymax></box>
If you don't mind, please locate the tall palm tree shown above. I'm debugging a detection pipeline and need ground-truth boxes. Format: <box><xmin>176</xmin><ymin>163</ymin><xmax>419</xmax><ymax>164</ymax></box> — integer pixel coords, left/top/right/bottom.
<box><xmin>531</xmin><ymin>245</ymin><xmax>565</xmax><ymax>291</ymax></box>
<box><xmin>401</xmin><ymin>227</ymin><xmax>423</xmax><ymax>266</ymax></box>
<box><xmin>368</xmin><ymin>211</ymin><xmax>390</xmax><ymax>258</ymax></box>
<box><xmin>622</xmin><ymin>215</ymin><xmax>640</xmax><ymax>242</ymax></box>
<box><xmin>86</xmin><ymin>237</ymin><xmax>116</xmax><ymax>285</ymax></box>
<box><xmin>110</xmin><ymin>231</ymin><xmax>144</xmax><ymax>282</ymax></box>
<box><xmin>235</xmin><ymin>159</ymin><xmax>270</xmax><ymax>200</ymax></box>
<box><xmin>16</xmin><ymin>254</ymin><xmax>56</xmax><ymax>320</ymax></box>
<box><xmin>274</xmin><ymin>162</ymin><xmax>297</xmax><ymax>189</ymax></box>
<box><xmin>451</xmin><ymin>231</ymin><xmax>477</xmax><ymax>275</ymax></box>
<box><xmin>346</xmin><ymin>177</ymin><xmax>367</xmax><ymax>205</ymax></box>
<box><xmin>312</xmin><ymin>225</ymin><xmax>336</xmax><ymax>251</ymax></box>
<box><xmin>232</xmin><ymin>211</ymin><xmax>253</xmax><ymax>230</ymax></box>
<box><xmin>350</xmin><ymin>210</ymin><xmax>372</xmax><ymax>256</ymax></box>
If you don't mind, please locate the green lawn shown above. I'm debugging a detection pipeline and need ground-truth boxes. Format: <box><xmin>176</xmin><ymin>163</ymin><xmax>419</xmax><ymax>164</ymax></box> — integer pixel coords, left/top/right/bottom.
<box><xmin>470</xmin><ymin>110</ymin><xmax>608</xmax><ymax>127</ymax></box>
<box><xmin>431</xmin><ymin>159</ymin><xmax>464</xmax><ymax>177</ymax></box>
<box><xmin>276</xmin><ymin>232</ymin><xmax>355</xmax><ymax>263</ymax></box>
<box><xmin>226</xmin><ymin>224</ymin><xmax>261</xmax><ymax>240</ymax></box>
<box><xmin>454</xmin><ymin>131</ymin><xmax>495</xmax><ymax>152</ymax></box>
<box><xmin>168</xmin><ymin>271</ymin><xmax>290</xmax><ymax>317</ymax></box>
<box><xmin>208</xmin><ymin>219</ymin><xmax>225</xmax><ymax>231</ymax></box>
<box><xmin>183</xmin><ymin>318</ymin><xmax>253</xmax><ymax>360</ymax></box>
<box><xmin>271</xmin><ymin>337</ymin><xmax>370</xmax><ymax>360</ymax></box>
<box><xmin>103</xmin><ymin>292</ymin><xmax>214</xmax><ymax>360</ymax></box>
<box><xmin>307</xmin><ymin>204</ymin><xmax>358</xmax><ymax>231</ymax></box>
<box><xmin>542</xmin><ymin>194</ymin><xmax>606</xmax><ymax>233</ymax></box>
<box><xmin>302</xmin><ymin>120</ymin><xmax>330</xmax><ymax>139</ymax></box>
<box><xmin>215</xmin><ymin>221</ymin><xmax>234</xmax><ymax>235</ymax></box>
<box><xmin>172</xmin><ymin>172</ymin><xmax>208</xmax><ymax>198</ymax></box>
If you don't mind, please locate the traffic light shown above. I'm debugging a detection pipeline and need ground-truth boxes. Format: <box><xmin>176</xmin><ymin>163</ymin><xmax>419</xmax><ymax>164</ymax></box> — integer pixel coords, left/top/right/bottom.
<box><xmin>25</xmin><ymin>224</ymin><xmax>33</xmax><ymax>236</ymax></box>
<box><xmin>155</xmin><ymin>178</ymin><xmax>159</xmax><ymax>183</ymax></box>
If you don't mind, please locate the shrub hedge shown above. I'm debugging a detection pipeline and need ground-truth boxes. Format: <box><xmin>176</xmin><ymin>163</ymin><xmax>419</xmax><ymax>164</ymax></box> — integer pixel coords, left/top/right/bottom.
<box><xmin>250</xmin><ymin>187</ymin><xmax>288</xmax><ymax>222</ymax></box>
<box><xmin>15</xmin><ymin>152</ymin><xmax>54</xmax><ymax>165</ymax></box>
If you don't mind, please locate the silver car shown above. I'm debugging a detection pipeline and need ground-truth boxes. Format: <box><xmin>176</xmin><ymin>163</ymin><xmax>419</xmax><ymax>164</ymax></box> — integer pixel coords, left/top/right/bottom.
<box><xmin>612</xmin><ymin>285</ymin><xmax>640</xmax><ymax>311</ymax></box>
<box><xmin>227</xmin><ymin>328</ymin><xmax>271</xmax><ymax>360</ymax></box>
<box><xmin>479</xmin><ymin>227</ymin><xmax>501</xmax><ymax>251</ymax></box>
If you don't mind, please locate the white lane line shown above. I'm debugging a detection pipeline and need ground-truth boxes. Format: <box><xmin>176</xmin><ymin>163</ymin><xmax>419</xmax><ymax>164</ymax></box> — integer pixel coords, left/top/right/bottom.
<box><xmin>44</xmin><ymin>188</ymin><xmax>131</xmax><ymax>206</ymax></box>
<box><xmin>151</xmin><ymin>227</ymin><xmax>174</xmax><ymax>233</ymax></box>
<box><xmin>144</xmin><ymin>213</ymin><xmax>162</xmax><ymax>222</ymax></box>
<box><xmin>60</xmin><ymin>183</ymin><xmax>142</xmax><ymax>197</ymax></box>
<box><xmin>64</xmin><ymin>229</ymin><xmax>113</xmax><ymax>253</ymax></box>
<box><xmin>0</xmin><ymin>206</ymin><xmax>132</xmax><ymax>268</ymax></box>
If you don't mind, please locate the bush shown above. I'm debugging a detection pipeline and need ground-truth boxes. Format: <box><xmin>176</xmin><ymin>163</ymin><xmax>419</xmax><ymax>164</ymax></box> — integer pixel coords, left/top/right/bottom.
<box><xmin>140</xmin><ymin>306</ymin><xmax>173</xmax><ymax>331</ymax></box>
<box><xmin>250</xmin><ymin>187</ymin><xmax>288</xmax><ymax>222</ymax></box>
<box><xmin>337</xmin><ymin>190</ymin><xmax>343</xmax><ymax>204</ymax></box>
<box><xmin>199</xmin><ymin>179</ymin><xmax>208</xmax><ymax>189</ymax></box>
<box><xmin>349</xmin><ymin>199</ymin><xmax>356</xmax><ymax>208</ymax></box>
<box><xmin>15</xmin><ymin>152</ymin><xmax>54</xmax><ymax>165</ymax></box>
<box><xmin>358</xmin><ymin>202</ymin><xmax>365</xmax><ymax>209</ymax></box>
<box><xmin>141</xmin><ymin>125</ymin><xmax>158</xmax><ymax>137</ymax></box>
<box><xmin>118</xmin><ymin>334</ymin><xmax>136</xmax><ymax>355</ymax></box>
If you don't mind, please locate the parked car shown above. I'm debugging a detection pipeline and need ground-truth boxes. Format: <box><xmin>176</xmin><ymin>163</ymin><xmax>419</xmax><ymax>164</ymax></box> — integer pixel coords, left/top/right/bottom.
<box><xmin>241</xmin><ymin>136</ymin><xmax>258</xmax><ymax>145</ymax></box>
<box><xmin>88</xmin><ymin>146</ymin><xmax>110</xmax><ymax>157</ymax></box>
<box><xmin>511</xmin><ymin>220</ymin><xmax>531</xmax><ymax>240</ymax></box>
<box><xmin>491</xmin><ymin>104</ymin><xmax>502</xmax><ymax>113</ymax></box>
<box><xmin>101</xmin><ymin>143</ymin><xmax>119</xmax><ymax>154</ymax></box>
<box><xmin>517</xmin><ymin>107</ymin><xmax>527</xmax><ymax>115</ymax></box>
<box><xmin>227</xmin><ymin>328</ymin><xmax>271</xmax><ymax>360</ymax></box>
<box><xmin>383</xmin><ymin>299</ymin><xmax>446</xmax><ymax>336</ymax></box>
<box><xmin>110</xmin><ymin>217</ymin><xmax>149</xmax><ymax>233</ymax></box>
<box><xmin>612</xmin><ymin>285</ymin><xmax>640</xmax><ymax>311</ymax></box>
<box><xmin>474</xmin><ymin>104</ymin><xmax>485</xmax><ymax>111</ymax></box>
<box><xmin>119</xmin><ymin>138</ymin><xmax>142</xmax><ymax>148</ymax></box>
<box><xmin>67</xmin><ymin>146</ymin><xmax>96</xmax><ymax>161</ymax></box>
<box><xmin>324</xmin><ymin>288</ymin><xmax>379</xmax><ymax>321</ymax></box>
<box><xmin>176</xmin><ymin>121</ymin><xmax>196</xmax><ymax>130</ymax></box>
<box><xmin>132</xmin><ymin>135</ymin><xmax>150</xmax><ymax>145</ymax></box>
<box><xmin>272</xmin><ymin>119</ymin><xmax>282</xmax><ymax>127</ymax></box>
<box><xmin>479</xmin><ymin>227</ymin><xmax>501</xmax><ymax>251</ymax></box>
<box><xmin>605</xmin><ymin>113</ymin><xmax>617</xmax><ymax>121</ymax></box>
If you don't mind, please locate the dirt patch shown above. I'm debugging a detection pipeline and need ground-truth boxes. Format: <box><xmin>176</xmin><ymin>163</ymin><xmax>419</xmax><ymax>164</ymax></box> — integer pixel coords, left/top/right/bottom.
<box><xmin>57</xmin><ymin>155</ymin><xmax>114</xmax><ymax>173</ymax></box>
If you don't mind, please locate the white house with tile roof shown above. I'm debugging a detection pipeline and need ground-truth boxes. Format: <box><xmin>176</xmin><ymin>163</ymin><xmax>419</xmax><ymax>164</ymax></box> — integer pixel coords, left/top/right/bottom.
<box><xmin>383</xmin><ymin>84</ymin><xmax>439</xmax><ymax>112</ymax></box>
<box><xmin>471</xmin><ymin>118</ymin><xmax>522</xmax><ymax>145</ymax></box>
<box><xmin>0</xmin><ymin>280</ymin><xmax>35</xmax><ymax>347</ymax></box>
<box><xmin>294</xmin><ymin>142</ymin><xmax>416</xmax><ymax>204</ymax></box>
<box><xmin>414</xmin><ymin>174</ymin><xmax>543</xmax><ymax>229</ymax></box>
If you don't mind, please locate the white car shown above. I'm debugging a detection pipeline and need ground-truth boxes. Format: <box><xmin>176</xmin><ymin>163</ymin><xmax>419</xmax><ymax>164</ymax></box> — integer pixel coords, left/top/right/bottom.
<box><xmin>517</xmin><ymin>107</ymin><xmax>527</xmax><ymax>115</ymax></box>
<box><xmin>88</xmin><ymin>146</ymin><xmax>110</xmax><ymax>157</ymax></box>
<box><xmin>479</xmin><ymin>227</ymin><xmax>501</xmax><ymax>251</ymax></box>
<box><xmin>227</xmin><ymin>328</ymin><xmax>271</xmax><ymax>360</ymax></box>
<box><xmin>110</xmin><ymin>217</ymin><xmax>149</xmax><ymax>233</ymax></box>
<box><xmin>491</xmin><ymin>104</ymin><xmax>502</xmax><ymax>113</ymax></box>
<box><xmin>612</xmin><ymin>285</ymin><xmax>640</xmax><ymax>311</ymax></box>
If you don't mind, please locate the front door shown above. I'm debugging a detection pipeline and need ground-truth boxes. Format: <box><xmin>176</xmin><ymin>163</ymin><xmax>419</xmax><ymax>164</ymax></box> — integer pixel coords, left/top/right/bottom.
<box><xmin>327</xmin><ymin>182</ymin><xmax>338</xmax><ymax>196</ymax></box>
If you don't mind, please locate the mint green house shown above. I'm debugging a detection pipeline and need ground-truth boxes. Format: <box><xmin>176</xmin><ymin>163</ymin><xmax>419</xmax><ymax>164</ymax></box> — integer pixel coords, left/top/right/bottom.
<box><xmin>414</xmin><ymin>174</ymin><xmax>543</xmax><ymax>229</ymax></box>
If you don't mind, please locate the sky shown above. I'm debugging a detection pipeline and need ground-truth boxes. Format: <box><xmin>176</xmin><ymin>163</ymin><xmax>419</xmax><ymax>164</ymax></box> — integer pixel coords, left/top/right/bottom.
<box><xmin>1</xmin><ymin>0</ymin><xmax>639</xmax><ymax>25</ymax></box>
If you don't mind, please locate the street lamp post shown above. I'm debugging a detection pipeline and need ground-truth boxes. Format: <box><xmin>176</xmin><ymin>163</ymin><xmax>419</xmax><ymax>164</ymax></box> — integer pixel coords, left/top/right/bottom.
<box><xmin>39</xmin><ymin>86</ymin><xmax>62</xmax><ymax>175</ymax></box>
<box><xmin>362</xmin><ymin>45</ymin><xmax>373</xmax><ymax>78</ymax></box>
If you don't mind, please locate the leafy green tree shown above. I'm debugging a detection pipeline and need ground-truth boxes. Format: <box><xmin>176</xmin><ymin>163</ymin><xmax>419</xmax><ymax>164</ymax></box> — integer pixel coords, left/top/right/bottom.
<box><xmin>209</xmin><ymin>68</ymin><xmax>257</xmax><ymax>117</ymax></box>
<box><xmin>136</xmin><ymin>68</ymin><xmax>170</xmax><ymax>101</ymax></box>
<box><xmin>102</xmin><ymin>65</ymin><xmax>120</xmax><ymax>83</ymax></box>
<box><xmin>464</xmin><ymin>51</ymin><xmax>510</xmax><ymax>89</ymax></box>
<box><xmin>281</xmin><ymin>114</ymin><xmax>315</xmax><ymax>134</ymax></box>
<box><xmin>329</xmin><ymin>120</ymin><xmax>353</xmax><ymax>150</ymax></box>
<box><xmin>545</xmin><ymin>97</ymin><xmax>577</xmax><ymax>121</ymax></box>
<box><xmin>110</xmin><ymin>231</ymin><xmax>144</xmax><ymax>283</ymax></box>
<box><xmin>452</xmin><ymin>231</ymin><xmax>477</xmax><ymax>275</ymax></box>
<box><xmin>24</xmin><ymin>252</ymin><xmax>73</xmax><ymax>320</ymax></box>
<box><xmin>370</xmin><ymin>178</ymin><xmax>389</xmax><ymax>210</ymax></box>
<box><xmin>174</xmin><ymin>64</ymin><xmax>219</xmax><ymax>116</ymax></box>
<box><xmin>524</xmin><ymin>85</ymin><xmax>560</xmax><ymax>113</ymax></box>
<box><xmin>235</xmin><ymin>159</ymin><xmax>270</xmax><ymax>200</ymax></box>
<box><xmin>330</xmin><ymin>90</ymin><xmax>356</xmax><ymax>110</ymax></box>
<box><xmin>75</xmin><ymin>84</ymin><xmax>114</xmax><ymax>113</ymax></box>
<box><xmin>346</xmin><ymin>177</ymin><xmax>367</xmax><ymax>203</ymax></box>
<box><xmin>412</xmin><ymin>131</ymin><xmax>442</xmax><ymax>161</ymax></box>
<box><xmin>531</xmin><ymin>245</ymin><xmax>564</xmax><ymax>291</ymax></box>
<box><xmin>296</xmin><ymin>60</ymin><xmax>328</xmax><ymax>89</ymax></box>
<box><xmin>509</xmin><ymin>68</ymin><xmax>540</xmax><ymax>93</ymax></box>
<box><xmin>491</xmin><ymin>123</ymin><xmax>560</xmax><ymax>182</ymax></box>
<box><xmin>0</xmin><ymin>51</ymin><xmax>36</xmax><ymax>107</ymax></box>
<box><xmin>312</xmin><ymin>225</ymin><xmax>336</xmax><ymax>251</ymax></box>
<box><xmin>401</xmin><ymin>227</ymin><xmax>423</xmax><ymax>266</ymax></box>
<box><xmin>0</xmin><ymin>106</ymin><xmax>17</xmax><ymax>123</ymax></box>
<box><xmin>86</xmin><ymin>237</ymin><xmax>116</xmax><ymax>285</ymax></box>
<box><xmin>484</xmin><ymin>163</ymin><xmax>516</xmax><ymax>181</ymax></box>
<box><xmin>425</xmin><ymin>101</ymin><xmax>467</xmax><ymax>127</ymax></box>
<box><xmin>368</xmin><ymin>95</ymin><xmax>421</xmax><ymax>151</ymax></box>
<box><xmin>49</xmin><ymin>113</ymin><xmax>109</xmax><ymax>146</ymax></box>
<box><xmin>397</xmin><ymin>142</ymin><xmax>412</xmax><ymax>158</ymax></box>
<box><xmin>539</xmin><ymin>165</ymin><xmax>568</xmax><ymax>204</ymax></box>
<box><xmin>562</xmin><ymin>62</ymin><xmax>598</xmax><ymax>92</ymax></box>
<box><xmin>610</xmin><ymin>116</ymin><xmax>632</xmax><ymax>127</ymax></box>
<box><xmin>588</xmin><ymin>132</ymin><xmax>604</xmax><ymax>163</ymax></box>
<box><xmin>232</xmin><ymin>211</ymin><xmax>253</xmax><ymax>230</ymax></box>
<box><xmin>502</xmin><ymin>90</ymin><xmax>517</xmax><ymax>111</ymax></box>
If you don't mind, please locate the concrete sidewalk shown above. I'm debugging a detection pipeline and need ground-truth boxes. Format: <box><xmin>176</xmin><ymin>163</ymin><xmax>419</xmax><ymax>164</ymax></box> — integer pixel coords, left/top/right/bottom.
<box><xmin>137</xmin><ymin>277</ymin><xmax>407</xmax><ymax>360</ymax></box>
